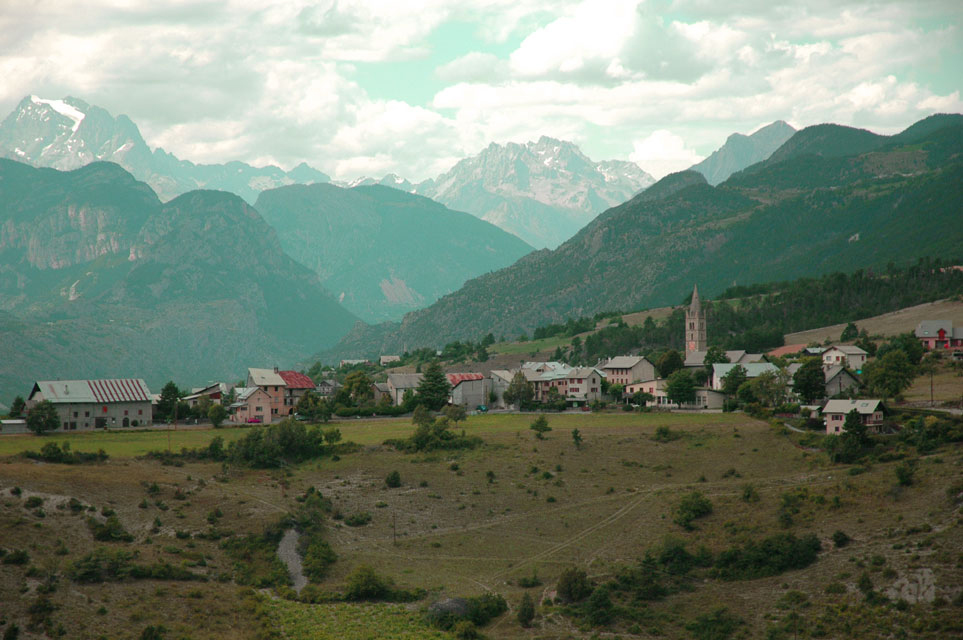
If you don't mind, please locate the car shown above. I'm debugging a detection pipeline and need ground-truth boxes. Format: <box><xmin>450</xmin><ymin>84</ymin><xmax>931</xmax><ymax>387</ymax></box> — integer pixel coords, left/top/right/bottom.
<box><xmin>580</xmin><ymin>405</ymin><xmax>591</xmax><ymax>412</ymax></box>
<box><xmin>246</xmin><ymin>418</ymin><xmax>262</xmax><ymax>424</ymax></box>
<box><xmin>476</xmin><ymin>405</ymin><xmax>488</xmax><ymax>413</ymax></box>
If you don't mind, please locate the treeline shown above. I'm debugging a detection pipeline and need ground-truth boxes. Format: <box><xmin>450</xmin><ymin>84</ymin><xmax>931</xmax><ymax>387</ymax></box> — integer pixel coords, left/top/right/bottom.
<box><xmin>548</xmin><ymin>258</ymin><xmax>963</xmax><ymax>364</ymax></box>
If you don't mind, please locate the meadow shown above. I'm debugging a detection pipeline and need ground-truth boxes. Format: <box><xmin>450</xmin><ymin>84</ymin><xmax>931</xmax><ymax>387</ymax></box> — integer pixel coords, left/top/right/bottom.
<box><xmin>1</xmin><ymin>410</ymin><xmax>960</xmax><ymax>639</ymax></box>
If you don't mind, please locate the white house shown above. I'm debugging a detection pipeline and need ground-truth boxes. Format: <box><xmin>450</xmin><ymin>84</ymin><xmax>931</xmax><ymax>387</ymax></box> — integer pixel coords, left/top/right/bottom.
<box><xmin>822</xmin><ymin>345</ymin><xmax>868</xmax><ymax>371</ymax></box>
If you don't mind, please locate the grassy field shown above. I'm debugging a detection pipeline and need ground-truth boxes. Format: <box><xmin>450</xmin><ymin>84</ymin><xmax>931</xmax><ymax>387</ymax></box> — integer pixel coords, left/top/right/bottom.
<box><xmin>1</xmin><ymin>410</ymin><xmax>961</xmax><ymax>639</ymax></box>
<box><xmin>785</xmin><ymin>298</ymin><xmax>963</xmax><ymax>345</ymax></box>
<box><xmin>903</xmin><ymin>364</ymin><xmax>963</xmax><ymax>406</ymax></box>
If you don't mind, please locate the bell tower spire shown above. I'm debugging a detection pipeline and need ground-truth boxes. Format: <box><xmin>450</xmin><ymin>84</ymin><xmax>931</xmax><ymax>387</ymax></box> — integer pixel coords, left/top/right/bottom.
<box><xmin>685</xmin><ymin>284</ymin><xmax>707</xmax><ymax>354</ymax></box>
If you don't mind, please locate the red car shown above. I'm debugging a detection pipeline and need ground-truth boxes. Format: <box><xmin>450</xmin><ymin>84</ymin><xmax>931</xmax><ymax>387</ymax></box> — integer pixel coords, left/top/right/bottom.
<box><xmin>246</xmin><ymin>418</ymin><xmax>262</xmax><ymax>424</ymax></box>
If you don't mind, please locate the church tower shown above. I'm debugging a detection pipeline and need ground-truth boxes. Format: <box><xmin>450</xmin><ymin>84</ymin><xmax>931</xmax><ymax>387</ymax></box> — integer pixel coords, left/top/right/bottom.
<box><xmin>685</xmin><ymin>284</ymin><xmax>707</xmax><ymax>354</ymax></box>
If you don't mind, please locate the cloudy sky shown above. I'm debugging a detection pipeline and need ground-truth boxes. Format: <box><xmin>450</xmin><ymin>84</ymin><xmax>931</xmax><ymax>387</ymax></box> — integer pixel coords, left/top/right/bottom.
<box><xmin>2</xmin><ymin>0</ymin><xmax>960</xmax><ymax>180</ymax></box>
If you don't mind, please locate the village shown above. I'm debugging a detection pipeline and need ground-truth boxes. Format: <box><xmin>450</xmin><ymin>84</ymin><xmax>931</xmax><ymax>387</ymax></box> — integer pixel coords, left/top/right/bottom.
<box><xmin>4</xmin><ymin>287</ymin><xmax>962</xmax><ymax>438</ymax></box>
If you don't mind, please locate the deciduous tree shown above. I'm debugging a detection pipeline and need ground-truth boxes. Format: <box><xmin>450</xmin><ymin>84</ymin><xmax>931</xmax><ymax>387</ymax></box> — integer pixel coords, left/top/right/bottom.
<box><xmin>665</xmin><ymin>369</ymin><xmax>695</xmax><ymax>406</ymax></box>
<box><xmin>792</xmin><ymin>357</ymin><xmax>825</xmax><ymax>403</ymax></box>
<box><xmin>27</xmin><ymin>400</ymin><xmax>59</xmax><ymax>435</ymax></box>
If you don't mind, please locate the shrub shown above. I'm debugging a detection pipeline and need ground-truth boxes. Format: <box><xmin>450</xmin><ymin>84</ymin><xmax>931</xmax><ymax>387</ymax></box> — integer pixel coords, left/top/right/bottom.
<box><xmin>301</xmin><ymin>539</ymin><xmax>336</xmax><ymax>582</ymax></box>
<box><xmin>24</xmin><ymin>496</ymin><xmax>43</xmax><ymax>509</ymax></box>
<box><xmin>344</xmin><ymin>512</ymin><xmax>372</xmax><ymax>527</ymax></box>
<box><xmin>557</xmin><ymin>567</ymin><xmax>592</xmax><ymax>602</ymax></box>
<box><xmin>343</xmin><ymin>565</ymin><xmax>392</xmax><ymax>601</ymax></box>
<box><xmin>584</xmin><ymin>585</ymin><xmax>614</xmax><ymax>626</ymax></box>
<box><xmin>517</xmin><ymin>571</ymin><xmax>541</xmax><ymax>588</ymax></box>
<box><xmin>674</xmin><ymin>491</ymin><xmax>713</xmax><ymax>530</ymax></box>
<box><xmin>713</xmin><ymin>533</ymin><xmax>821</xmax><ymax>581</ymax></box>
<box><xmin>385</xmin><ymin>471</ymin><xmax>402</xmax><ymax>488</ymax></box>
<box><xmin>832</xmin><ymin>530</ymin><xmax>851</xmax><ymax>548</ymax></box>
<box><xmin>89</xmin><ymin>516</ymin><xmax>134</xmax><ymax>542</ymax></box>
<box><xmin>530</xmin><ymin>416</ymin><xmax>551</xmax><ymax>439</ymax></box>
<box><xmin>652</xmin><ymin>426</ymin><xmax>681</xmax><ymax>442</ymax></box>
<box><xmin>517</xmin><ymin>592</ymin><xmax>535</xmax><ymax>627</ymax></box>
<box><xmin>686</xmin><ymin>608</ymin><xmax>743</xmax><ymax>640</ymax></box>
<box><xmin>2</xmin><ymin>549</ymin><xmax>30</xmax><ymax>565</ymax></box>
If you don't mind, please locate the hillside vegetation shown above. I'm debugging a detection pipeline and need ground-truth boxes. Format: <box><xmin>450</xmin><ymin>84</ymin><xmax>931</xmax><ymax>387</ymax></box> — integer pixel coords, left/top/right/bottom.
<box><xmin>1</xmin><ymin>411</ymin><xmax>961</xmax><ymax>639</ymax></box>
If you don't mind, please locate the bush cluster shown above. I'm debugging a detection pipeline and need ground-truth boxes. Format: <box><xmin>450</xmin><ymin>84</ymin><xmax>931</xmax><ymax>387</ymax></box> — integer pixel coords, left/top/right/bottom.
<box><xmin>23</xmin><ymin>441</ymin><xmax>108</xmax><ymax>464</ymax></box>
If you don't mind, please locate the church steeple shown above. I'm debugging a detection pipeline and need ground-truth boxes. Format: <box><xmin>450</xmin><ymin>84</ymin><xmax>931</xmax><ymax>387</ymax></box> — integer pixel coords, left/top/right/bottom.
<box><xmin>685</xmin><ymin>284</ymin><xmax>707</xmax><ymax>354</ymax></box>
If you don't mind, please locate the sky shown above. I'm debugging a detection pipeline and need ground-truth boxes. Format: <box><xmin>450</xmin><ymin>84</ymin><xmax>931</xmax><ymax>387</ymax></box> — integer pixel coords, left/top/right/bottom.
<box><xmin>1</xmin><ymin>0</ymin><xmax>960</xmax><ymax>181</ymax></box>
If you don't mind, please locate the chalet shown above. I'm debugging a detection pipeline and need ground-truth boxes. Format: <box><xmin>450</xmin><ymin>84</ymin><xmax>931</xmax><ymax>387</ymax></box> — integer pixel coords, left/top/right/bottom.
<box><xmin>386</xmin><ymin>373</ymin><xmax>423</xmax><ymax>406</ymax></box>
<box><xmin>183</xmin><ymin>382</ymin><xmax>232</xmax><ymax>408</ymax></box>
<box><xmin>710</xmin><ymin>362</ymin><xmax>780</xmax><ymax>391</ymax></box>
<box><xmin>26</xmin><ymin>379</ymin><xmax>152</xmax><ymax>430</ymax></box>
<box><xmin>379</xmin><ymin>355</ymin><xmax>402</xmax><ymax>366</ymax></box>
<box><xmin>230</xmin><ymin>387</ymin><xmax>273</xmax><ymax>424</ymax></box>
<box><xmin>447</xmin><ymin>373</ymin><xmax>488</xmax><ymax>408</ymax></box>
<box><xmin>787</xmin><ymin>363</ymin><xmax>860</xmax><ymax>399</ymax></box>
<box><xmin>915</xmin><ymin>321</ymin><xmax>963</xmax><ymax>351</ymax></box>
<box><xmin>821</xmin><ymin>345</ymin><xmax>868</xmax><ymax>372</ymax></box>
<box><xmin>599</xmin><ymin>356</ymin><xmax>657</xmax><ymax>386</ymax></box>
<box><xmin>315</xmin><ymin>379</ymin><xmax>341</xmax><ymax>398</ymax></box>
<box><xmin>372</xmin><ymin>382</ymin><xmax>391</xmax><ymax>404</ymax></box>
<box><xmin>822</xmin><ymin>399</ymin><xmax>884</xmax><ymax>435</ymax></box>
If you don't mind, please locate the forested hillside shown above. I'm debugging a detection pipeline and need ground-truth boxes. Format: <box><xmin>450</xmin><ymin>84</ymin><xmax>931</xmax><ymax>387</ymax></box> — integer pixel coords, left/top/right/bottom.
<box><xmin>323</xmin><ymin>114</ymin><xmax>963</xmax><ymax>361</ymax></box>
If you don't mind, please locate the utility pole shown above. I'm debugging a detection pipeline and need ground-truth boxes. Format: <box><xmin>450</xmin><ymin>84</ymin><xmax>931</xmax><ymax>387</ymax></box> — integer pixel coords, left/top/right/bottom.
<box><xmin>392</xmin><ymin>511</ymin><xmax>397</xmax><ymax>546</ymax></box>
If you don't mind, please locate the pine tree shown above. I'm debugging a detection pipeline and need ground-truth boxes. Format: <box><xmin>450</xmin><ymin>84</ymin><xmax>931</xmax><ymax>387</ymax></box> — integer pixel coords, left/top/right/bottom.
<box><xmin>415</xmin><ymin>362</ymin><xmax>451</xmax><ymax>410</ymax></box>
<box><xmin>517</xmin><ymin>592</ymin><xmax>535</xmax><ymax>628</ymax></box>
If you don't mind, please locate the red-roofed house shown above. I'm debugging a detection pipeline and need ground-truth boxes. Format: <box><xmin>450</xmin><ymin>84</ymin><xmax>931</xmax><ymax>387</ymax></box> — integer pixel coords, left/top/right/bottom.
<box><xmin>278</xmin><ymin>370</ymin><xmax>315</xmax><ymax>415</ymax></box>
<box><xmin>247</xmin><ymin>367</ymin><xmax>316</xmax><ymax>418</ymax></box>
<box><xmin>447</xmin><ymin>373</ymin><xmax>488</xmax><ymax>408</ymax></box>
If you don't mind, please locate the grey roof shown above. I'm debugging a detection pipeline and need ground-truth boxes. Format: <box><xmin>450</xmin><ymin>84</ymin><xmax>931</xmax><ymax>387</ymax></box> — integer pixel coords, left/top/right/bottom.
<box><xmin>685</xmin><ymin>349</ymin><xmax>756</xmax><ymax>367</ymax></box>
<box><xmin>915</xmin><ymin>320</ymin><xmax>953</xmax><ymax>337</ymax></box>
<box><xmin>373</xmin><ymin>382</ymin><xmax>390</xmax><ymax>392</ymax></box>
<box><xmin>248</xmin><ymin>368</ymin><xmax>285</xmax><ymax>386</ymax></box>
<box><xmin>712</xmin><ymin>362</ymin><xmax>779</xmax><ymax>379</ymax></box>
<box><xmin>601</xmin><ymin>356</ymin><xmax>647</xmax><ymax>369</ymax></box>
<box><xmin>489</xmin><ymin>370</ymin><xmax>514</xmax><ymax>382</ymax></box>
<box><xmin>823</xmin><ymin>399</ymin><xmax>882</xmax><ymax>415</ymax></box>
<box><xmin>387</xmin><ymin>373</ymin><xmax>423</xmax><ymax>389</ymax></box>
<box><xmin>824</xmin><ymin>365</ymin><xmax>857</xmax><ymax>382</ymax></box>
<box><xmin>827</xmin><ymin>345</ymin><xmax>867</xmax><ymax>356</ymax></box>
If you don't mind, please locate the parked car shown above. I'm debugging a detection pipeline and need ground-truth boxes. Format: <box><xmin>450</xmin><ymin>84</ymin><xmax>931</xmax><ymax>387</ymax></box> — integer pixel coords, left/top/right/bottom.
<box><xmin>476</xmin><ymin>405</ymin><xmax>488</xmax><ymax>413</ymax></box>
<box><xmin>246</xmin><ymin>418</ymin><xmax>262</xmax><ymax>424</ymax></box>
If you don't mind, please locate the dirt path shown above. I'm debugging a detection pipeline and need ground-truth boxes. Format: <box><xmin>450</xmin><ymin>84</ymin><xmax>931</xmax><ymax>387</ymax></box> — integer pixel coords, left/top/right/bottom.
<box><xmin>277</xmin><ymin>529</ymin><xmax>307</xmax><ymax>593</ymax></box>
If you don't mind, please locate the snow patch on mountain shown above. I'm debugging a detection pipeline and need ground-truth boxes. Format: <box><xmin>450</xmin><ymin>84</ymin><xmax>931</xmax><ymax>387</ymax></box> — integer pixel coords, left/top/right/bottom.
<box><xmin>31</xmin><ymin>95</ymin><xmax>85</xmax><ymax>132</ymax></box>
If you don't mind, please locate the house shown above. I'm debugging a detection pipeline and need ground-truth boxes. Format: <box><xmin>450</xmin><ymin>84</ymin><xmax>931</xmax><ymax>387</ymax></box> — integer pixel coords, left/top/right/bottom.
<box><xmin>447</xmin><ymin>373</ymin><xmax>488</xmax><ymax>408</ymax></box>
<box><xmin>386</xmin><ymin>373</ymin><xmax>423</xmax><ymax>406</ymax></box>
<box><xmin>821</xmin><ymin>345</ymin><xmax>868</xmax><ymax>371</ymax></box>
<box><xmin>915</xmin><ymin>321</ymin><xmax>963</xmax><ymax>351</ymax></box>
<box><xmin>822</xmin><ymin>399</ymin><xmax>884</xmax><ymax>435</ymax></box>
<box><xmin>379</xmin><ymin>355</ymin><xmax>402</xmax><ymax>366</ymax></box>
<box><xmin>625</xmin><ymin>378</ymin><xmax>666</xmax><ymax>397</ymax></box>
<box><xmin>787</xmin><ymin>363</ymin><xmax>860</xmax><ymax>399</ymax></box>
<box><xmin>315</xmin><ymin>379</ymin><xmax>341</xmax><ymax>399</ymax></box>
<box><xmin>599</xmin><ymin>356</ymin><xmax>657</xmax><ymax>386</ymax></box>
<box><xmin>685</xmin><ymin>350</ymin><xmax>763</xmax><ymax>368</ymax></box>
<box><xmin>710</xmin><ymin>362</ymin><xmax>780</xmax><ymax>391</ymax></box>
<box><xmin>246</xmin><ymin>367</ymin><xmax>314</xmax><ymax>418</ymax></box>
<box><xmin>488</xmin><ymin>370</ymin><xmax>515</xmax><ymax>408</ymax></box>
<box><xmin>372</xmin><ymin>382</ymin><xmax>391</xmax><ymax>404</ymax></box>
<box><xmin>230</xmin><ymin>387</ymin><xmax>274</xmax><ymax>424</ymax></box>
<box><xmin>532</xmin><ymin>366</ymin><xmax>603</xmax><ymax>406</ymax></box>
<box><xmin>183</xmin><ymin>382</ymin><xmax>232</xmax><ymax>408</ymax></box>
<box><xmin>26</xmin><ymin>379</ymin><xmax>153</xmax><ymax>430</ymax></box>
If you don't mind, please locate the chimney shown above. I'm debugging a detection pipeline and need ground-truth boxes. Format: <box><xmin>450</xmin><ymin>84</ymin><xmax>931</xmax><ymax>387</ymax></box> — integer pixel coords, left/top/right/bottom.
<box><xmin>274</xmin><ymin>365</ymin><xmax>279</xmax><ymax>373</ymax></box>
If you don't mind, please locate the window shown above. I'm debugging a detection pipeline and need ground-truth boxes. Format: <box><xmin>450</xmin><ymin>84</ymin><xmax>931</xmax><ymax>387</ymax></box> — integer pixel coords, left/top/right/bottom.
<box><xmin>124</xmin><ymin>410</ymin><xmax>129</xmax><ymax>416</ymax></box>
<box><xmin>138</xmin><ymin>409</ymin><xmax>143</xmax><ymax>415</ymax></box>
<box><xmin>255</xmin><ymin>406</ymin><xmax>262</xmax><ymax>412</ymax></box>
<box><xmin>73</xmin><ymin>411</ymin><xmax>78</xmax><ymax>418</ymax></box>
<box><xmin>84</xmin><ymin>411</ymin><xmax>90</xmax><ymax>417</ymax></box>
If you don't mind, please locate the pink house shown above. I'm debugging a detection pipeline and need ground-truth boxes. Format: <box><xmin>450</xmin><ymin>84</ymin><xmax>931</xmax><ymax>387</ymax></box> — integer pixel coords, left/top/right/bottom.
<box><xmin>915</xmin><ymin>321</ymin><xmax>963</xmax><ymax>351</ymax></box>
<box><xmin>231</xmin><ymin>387</ymin><xmax>274</xmax><ymax>424</ymax></box>
<box><xmin>822</xmin><ymin>399</ymin><xmax>884</xmax><ymax>435</ymax></box>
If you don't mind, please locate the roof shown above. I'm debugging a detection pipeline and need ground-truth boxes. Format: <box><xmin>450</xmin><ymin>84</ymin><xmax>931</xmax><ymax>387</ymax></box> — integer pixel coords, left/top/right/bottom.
<box><xmin>387</xmin><ymin>373</ymin><xmax>423</xmax><ymax>389</ymax></box>
<box><xmin>447</xmin><ymin>372</ymin><xmax>484</xmax><ymax>387</ymax></box>
<box><xmin>824</xmin><ymin>365</ymin><xmax>857</xmax><ymax>382</ymax></box>
<box><xmin>825</xmin><ymin>345</ymin><xmax>868</xmax><ymax>356</ymax></box>
<box><xmin>684</xmin><ymin>350</ymin><xmax>754</xmax><ymax>367</ymax></box>
<box><xmin>823</xmin><ymin>399</ymin><xmax>883</xmax><ymax>415</ymax></box>
<box><xmin>567</xmin><ymin>367</ymin><xmax>603</xmax><ymax>378</ymax></box>
<box><xmin>489</xmin><ymin>370</ymin><xmax>514</xmax><ymax>383</ymax></box>
<box><xmin>712</xmin><ymin>362</ymin><xmax>779</xmax><ymax>378</ymax></box>
<box><xmin>31</xmin><ymin>379</ymin><xmax>152</xmax><ymax>404</ymax></box>
<box><xmin>373</xmin><ymin>382</ymin><xmax>390</xmax><ymax>392</ymax></box>
<box><xmin>278</xmin><ymin>370</ymin><xmax>314</xmax><ymax>389</ymax></box>
<box><xmin>248</xmin><ymin>368</ymin><xmax>286</xmax><ymax>387</ymax></box>
<box><xmin>601</xmin><ymin>356</ymin><xmax>648</xmax><ymax>370</ymax></box>
<box><xmin>915</xmin><ymin>320</ymin><xmax>953</xmax><ymax>338</ymax></box>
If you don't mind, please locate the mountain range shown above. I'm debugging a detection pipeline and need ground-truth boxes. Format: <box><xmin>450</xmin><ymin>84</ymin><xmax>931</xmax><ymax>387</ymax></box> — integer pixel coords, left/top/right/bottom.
<box><xmin>0</xmin><ymin>95</ymin><xmax>331</xmax><ymax>203</ymax></box>
<box><xmin>323</xmin><ymin>113</ymin><xmax>963</xmax><ymax>360</ymax></box>
<box><xmin>0</xmin><ymin>159</ymin><xmax>357</xmax><ymax>399</ymax></box>
<box><xmin>349</xmin><ymin>137</ymin><xmax>656</xmax><ymax>249</ymax></box>
<box><xmin>253</xmin><ymin>183</ymin><xmax>533</xmax><ymax>323</ymax></box>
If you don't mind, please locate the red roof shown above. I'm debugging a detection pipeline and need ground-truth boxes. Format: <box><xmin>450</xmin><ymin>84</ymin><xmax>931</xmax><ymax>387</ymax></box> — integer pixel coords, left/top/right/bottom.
<box><xmin>87</xmin><ymin>379</ymin><xmax>152</xmax><ymax>403</ymax></box>
<box><xmin>446</xmin><ymin>373</ymin><xmax>484</xmax><ymax>387</ymax></box>
<box><xmin>278</xmin><ymin>370</ymin><xmax>315</xmax><ymax>389</ymax></box>
<box><xmin>766</xmin><ymin>343</ymin><xmax>807</xmax><ymax>358</ymax></box>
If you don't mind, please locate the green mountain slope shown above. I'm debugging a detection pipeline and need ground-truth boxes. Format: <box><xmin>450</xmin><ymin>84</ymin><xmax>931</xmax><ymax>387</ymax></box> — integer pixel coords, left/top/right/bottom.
<box><xmin>324</xmin><ymin>115</ymin><xmax>963</xmax><ymax>359</ymax></box>
<box><xmin>253</xmin><ymin>184</ymin><xmax>533</xmax><ymax>323</ymax></box>
<box><xmin>0</xmin><ymin>160</ymin><xmax>358</xmax><ymax>402</ymax></box>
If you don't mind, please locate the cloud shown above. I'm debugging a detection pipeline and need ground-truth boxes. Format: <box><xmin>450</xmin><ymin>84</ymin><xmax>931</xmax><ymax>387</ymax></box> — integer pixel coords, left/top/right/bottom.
<box><xmin>628</xmin><ymin>130</ymin><xmax>704</xmax><ymax>179</ymax></box>
<box><xmin>0</xmin><ymin>0</ymin><xmax>958</xmax><ymax>184</ymax></box>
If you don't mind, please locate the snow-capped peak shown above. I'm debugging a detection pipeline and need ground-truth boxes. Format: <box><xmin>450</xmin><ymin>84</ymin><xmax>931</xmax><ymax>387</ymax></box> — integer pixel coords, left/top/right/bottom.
<box><xmin>30</xmin><ymin>95</ymin><xmax>85</xmax><ymax>133</ymax></box>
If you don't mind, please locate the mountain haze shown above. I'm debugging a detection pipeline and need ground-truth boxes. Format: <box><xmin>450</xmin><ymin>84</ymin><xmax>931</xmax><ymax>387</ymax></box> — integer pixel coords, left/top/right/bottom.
<box><xmin>0</xmin><ymin>95</ymin><xmax>331</xmax><ymax>204</ymax></box>
<box><xmin>689</xmin><ymin>120</ymin><xmax>796</xmax><ymax>185</ymax></box>
<box><xmin>324</xmin><ymin>114</ymin><xmax>963</xmax><ymax>359</ymax></box>
<box><xmin>254</xmin><ymin>183</ymin><xmax>533</xmax><ymax>323</ymax></box>
<box><xmin>0</xmin><ymin>159</ymin><xmax>357</xmax><ymax>401</ymax></box>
